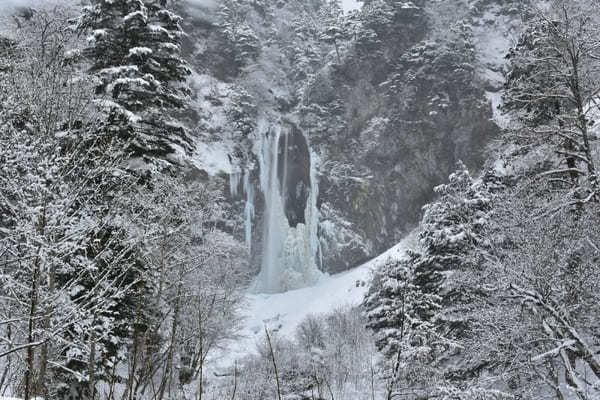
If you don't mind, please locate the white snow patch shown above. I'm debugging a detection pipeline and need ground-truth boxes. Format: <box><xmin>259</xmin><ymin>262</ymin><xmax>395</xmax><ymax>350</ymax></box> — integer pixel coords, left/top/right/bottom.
<box><xmin>341</xmin><ymin>0</ymin><xmax>361</xmax><ymax>12</ymax></box>
<box><xmin>586</xmin><ymin>97</ymin><xmax>600</xmax><ymax>138</ymax></box>
<box><xmin>184</xmin><ymin>0</ymin><xmax>217</xmax><ymax>9</ymax></box>
<box><xmin>188</xmin><ymin>71</ymin><xmax>239</xmax><ymax>175</ymax></box>
<box><xmin>128</xmin><ymin>47</ymin><xmax>152</xmax><ymax>57</ymax></box>
<box><xmin>0</xmin><ymin>0</ymin><xmax>79</xmax><ymax>37</ymax></box>
<box><xmin>485</xmin><ymin>90</ymin><xmax>511</xmax><ymax>128</ymax></box>
<box><xmin>192</xmin><ymin>140</ymin><xmax>233</xmax><ymax>175</ymax></box>
<box><xmin>473</xmin><ymin>7</ymin><xmax>515</xmax><ymax>71</ymax></box>
<box><xmin>0</xmin><ymin>0</ymin><xmax>74</xmax><ymax>10</ymax></box>
<box><xmin>470</xmin><ymin>4</ymin><xmax>522</xmax><ymax>128</ymax></box>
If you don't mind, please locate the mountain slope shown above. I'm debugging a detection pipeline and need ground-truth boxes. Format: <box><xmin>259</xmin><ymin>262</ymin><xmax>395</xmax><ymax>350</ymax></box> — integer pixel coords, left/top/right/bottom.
<box><xmin>179</xmin><ymin>0</ymin><xmax>522</xmax><ymax>278</ymax></box>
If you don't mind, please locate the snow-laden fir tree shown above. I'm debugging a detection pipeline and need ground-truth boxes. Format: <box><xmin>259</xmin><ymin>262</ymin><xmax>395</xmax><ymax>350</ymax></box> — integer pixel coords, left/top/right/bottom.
<box><xmin>217</xmin><ymin>0</ymin><xmax>260</xmax><ymax>74</ymax></box>
<box><xmin>358</xmin><ymin>0</ymin><xmax>426</xmax><ymax>54</ymax></box>
<box><xmin>80</xmin><ymin>0</ymin><xmax>192</xmax><ymax>164</ymax></box>
<box><xmin>227</xmin><ymin>86</ymin><xmax>257</xmax><ymax>138</ymax></box>
<box><xmin>414</xmin><ymin>162</ymin><xmax>492</xmax><ymax>303</ymax></box>
<box><xmin>364</xmin><ymin>162</ymin><xmax>495</xmax><ymax>397</ymax></box>
<box><xmin>318</xmin><ymin>0</ymin><xmax>348</xmax><ymax>64</ymax></box>
<box><xmin>288</xmin><ymin>13</ymin><xmax>322</xmax><ymax>82</ymax></box>
<box><xmin>364</xmin><ymin>256</ymin><xmax>440</xmax><ymax>359</ymax></box>
<box><xmin>363</xmin><ymin>255</ymin><xmax>442</xmax><ymax>398</ymax></box>
<box><xmin>413</xmin><ymin>163</ymin><xmax>494</xmax><ymax>381</ymax></box>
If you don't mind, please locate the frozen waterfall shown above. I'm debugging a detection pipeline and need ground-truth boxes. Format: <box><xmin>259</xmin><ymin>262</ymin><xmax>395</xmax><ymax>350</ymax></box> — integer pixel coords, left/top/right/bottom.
<box><xmin>233</xmin><ymin>122</ymin><xmax>322</xmax><ymax>293</ymax></box>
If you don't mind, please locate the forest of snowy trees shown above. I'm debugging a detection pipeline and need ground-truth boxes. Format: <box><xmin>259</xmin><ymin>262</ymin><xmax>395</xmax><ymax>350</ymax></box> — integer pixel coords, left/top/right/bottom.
<box><xmin>0</xmin><ymin>2</ymin><xmax>248</xmax><ymax>398</ymax></box>
<box><xmin>0</xmin><ymin>0</ymin><xmax>599</xmax><ymax>399</ymax></box>
<box><xmin>364</xmin><ymin>1</ymin><xmax>600</xmax><ymax>398</ymax></box>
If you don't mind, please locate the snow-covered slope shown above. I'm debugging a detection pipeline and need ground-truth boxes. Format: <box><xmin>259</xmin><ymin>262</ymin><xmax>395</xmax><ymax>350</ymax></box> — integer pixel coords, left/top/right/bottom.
<box><xmin>214</xmin><ymin>233</ymin><xmax>416</xmax><ymax>367</ymax></box>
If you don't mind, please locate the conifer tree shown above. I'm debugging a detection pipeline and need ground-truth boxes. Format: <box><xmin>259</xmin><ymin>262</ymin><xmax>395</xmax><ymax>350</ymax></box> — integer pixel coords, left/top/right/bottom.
<box><xmin>364</xmin><ymin>163</ymin><xmax>494</xmax><ymax>396</ymax></box>
<box><xmin>364</xmin><ymin>255</ymin><xmax>442</xmax><ymax>397</ymax></box>
<box><xmin>415</xmin><ymin>162</ymin><xmax>491</xmax><ymax>295</ymax></box>
<box><xmin>217</xmin><ymin>0</ymin><xmax>260</xmax><ymax>73</ymax></box>
<box><xmin>318</xmin><ymin>0</ymin><xmax>348</xmax><ymax>64</ymax></box>
<box><xmin>80</xmin><ymin>0</ymin><xmax>192</xmax><ymax>164</ymax></box>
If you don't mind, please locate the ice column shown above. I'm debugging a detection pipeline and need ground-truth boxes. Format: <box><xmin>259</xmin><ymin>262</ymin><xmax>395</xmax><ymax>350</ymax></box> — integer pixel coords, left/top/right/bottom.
<box><xmin>251</xmin><ymin>124</ymin><xmax>322</xmax><ymax>293</ymax></box>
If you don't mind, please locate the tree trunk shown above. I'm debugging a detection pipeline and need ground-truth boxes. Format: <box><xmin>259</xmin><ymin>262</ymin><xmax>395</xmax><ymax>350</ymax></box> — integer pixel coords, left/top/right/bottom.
<box><xmin>136</xmin><ymin>228</ymin><xmax>168</xmax><ymax>396</ymax></box>
<box><xmin>230</xmin><ymin>361</ymin><xmax>237</xmax><ymax>400</ymax></box>
<box><xmin>157</xmin><ymin>280</ymin><xmax>182</xmax><ymax>400</ymax></box>
<box><xmin>125</xmin><ymin>282</ymin><xmax>145</xmax><ymax>400</ymax></box>
<box><xmin>334</xmin><ymin>41</ymin><xmax>341</xmax><ymax>64</ymax></box>
<box><xmin>0</xmin><ymin>310</ymin><xmax>13</xmax><ymax>392</ymax></box>
<box><xmin>38</xmin><ymin>262</ymin><xmax>56</xmax><ymax>398</ymax></box>
<box><xmin>24</xmin><ymin>256</ymin><xmax>40</xmax><ymax>400</ymax></box>
<box><xmin>265</xmin><ymin>326</ymin><xmax>282</xmax><ymax>400</ymax></box>
<box><xmin>568</xmin><ymin>44</ymin><xmax>599</xmax><ymax>199</ymax></box>
<box><xmin>25</xmin><ymin>201</ymin><xmax>47</xmax><ymax>400</ymax></box>
<box><xmin>88</xmin><ymin>316</ymin><xmax>97</xmax><ymax>400</ymax></box>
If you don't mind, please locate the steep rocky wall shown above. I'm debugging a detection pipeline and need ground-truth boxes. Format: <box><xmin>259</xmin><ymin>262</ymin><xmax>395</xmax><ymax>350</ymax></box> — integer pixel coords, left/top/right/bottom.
<box><xmin>300</xmin><ymin>0</ymin><xmax>522</xmax><ymax>272</ymax></box>
<box><xmin>181</xmin><ymin>0</ymin><xmax>522</xmax><ymax>276</ymax></box>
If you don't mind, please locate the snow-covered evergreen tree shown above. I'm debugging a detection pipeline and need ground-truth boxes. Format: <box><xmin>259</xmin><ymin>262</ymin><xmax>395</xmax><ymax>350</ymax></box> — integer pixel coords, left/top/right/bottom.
<box><xmin>80</xmin><ymin>0</ymin><xmax>192</xmax><ymax>164</ymax></box>
<box><xmin>413</xmin><ymin>163</ymin><xmax>496</xmax><ymax>386</ymax></box>
<box><xmin>364</xmin><ymin>256</ymin><xmax>439</xmax><ymax>359</ymax></box>
<box><xmin>217</xmin><ymin>0</ymin><xmax>260</xmax><ymax>73</ymax></box>
<box><xmin>415</xmin><ymin>162</ymin><xmax>492</xmax><ymax>301</ymax></box>
<box><xmin>364</xmin><ymin>162</ymin><xmax>495</xmax><ymax>396</ymax></box>
<box><xmin>318</xmin><ymin>0</ymin><xmax>348</xmax><ymax>64</ymax></box>
<box><xmin>358</xmin><ymin>0</ymin><xmax>426</xmax><ymax>53</ymax></box>
<box><xmin>363</xmin><ymin>255</ymin><xmax>442</xmax><ymax>397</ymax></box>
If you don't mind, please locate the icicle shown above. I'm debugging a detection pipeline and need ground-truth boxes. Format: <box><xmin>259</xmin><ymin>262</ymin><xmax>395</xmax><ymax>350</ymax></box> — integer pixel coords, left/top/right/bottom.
<box><xmin>257</xmin><ymin>126</ymin><xmax>285</xmax><ymax>292</ymax></box>
<box><xmin>282</xmin><ymin>128</ymin><xmax>289</xmax><ymax>196</ymax></box>
<box><xmin>229</xmin><ymin>171</ymin><xmax>242</xmax><ymax>198</ymax></box>
<box><xmin>243</xmin><ymin>170</ymin><xmax>254</xmax><ymax>251</ymax></box>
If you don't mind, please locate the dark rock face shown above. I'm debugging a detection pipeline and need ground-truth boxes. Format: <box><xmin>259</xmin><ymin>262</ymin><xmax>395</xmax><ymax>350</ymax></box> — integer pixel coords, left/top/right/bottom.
<box><xmin>278</xmin><ymin>123</ymin><xmax>311</xmax><ymax>228</ymax></box>
<box><xmin>299</xmin><ymin>1</ymin><xmax>510</xmax><ymax>273</ymax></box>
<box><xmin>180</xmin><ymin>0</ymin><xmax>518</xmax><ymax>276</ymax></box>
<box><xmin>312</xmin><ymin>79</ymin><xmax>499</xmax><ymax>273</ymax></box>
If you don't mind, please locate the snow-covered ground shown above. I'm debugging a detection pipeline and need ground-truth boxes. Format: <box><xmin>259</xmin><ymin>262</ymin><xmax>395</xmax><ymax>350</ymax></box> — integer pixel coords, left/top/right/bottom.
<box><xmin>472</xmin><ymin>4</ymin><xmax>519</xmax><ymax>129</ymax></box>
<box><xmin>342</xmin><ymin>0</ymin><xmax>361</xmax><ymax>12</ymax></box>
<box><xmin>213</xmin><ymin>233</ymin><xmax>416</xmax><ymax>368</ymax></box>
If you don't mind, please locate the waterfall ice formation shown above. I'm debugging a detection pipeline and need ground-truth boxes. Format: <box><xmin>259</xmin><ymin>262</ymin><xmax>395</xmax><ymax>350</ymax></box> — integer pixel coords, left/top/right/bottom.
<box><xmin>230</xmin><ymin>170</ymin><xmax>255</xmax><ymax>252</ymax></box>
<box><xmin>243</xmin><ymin>170</ymin><xmax>254</xmax><ymax>252</ymax></box>
<box><xmin>241</xmin><ymin>122</ymin><xmax>322</xmax><ymax>293</ymax></box>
